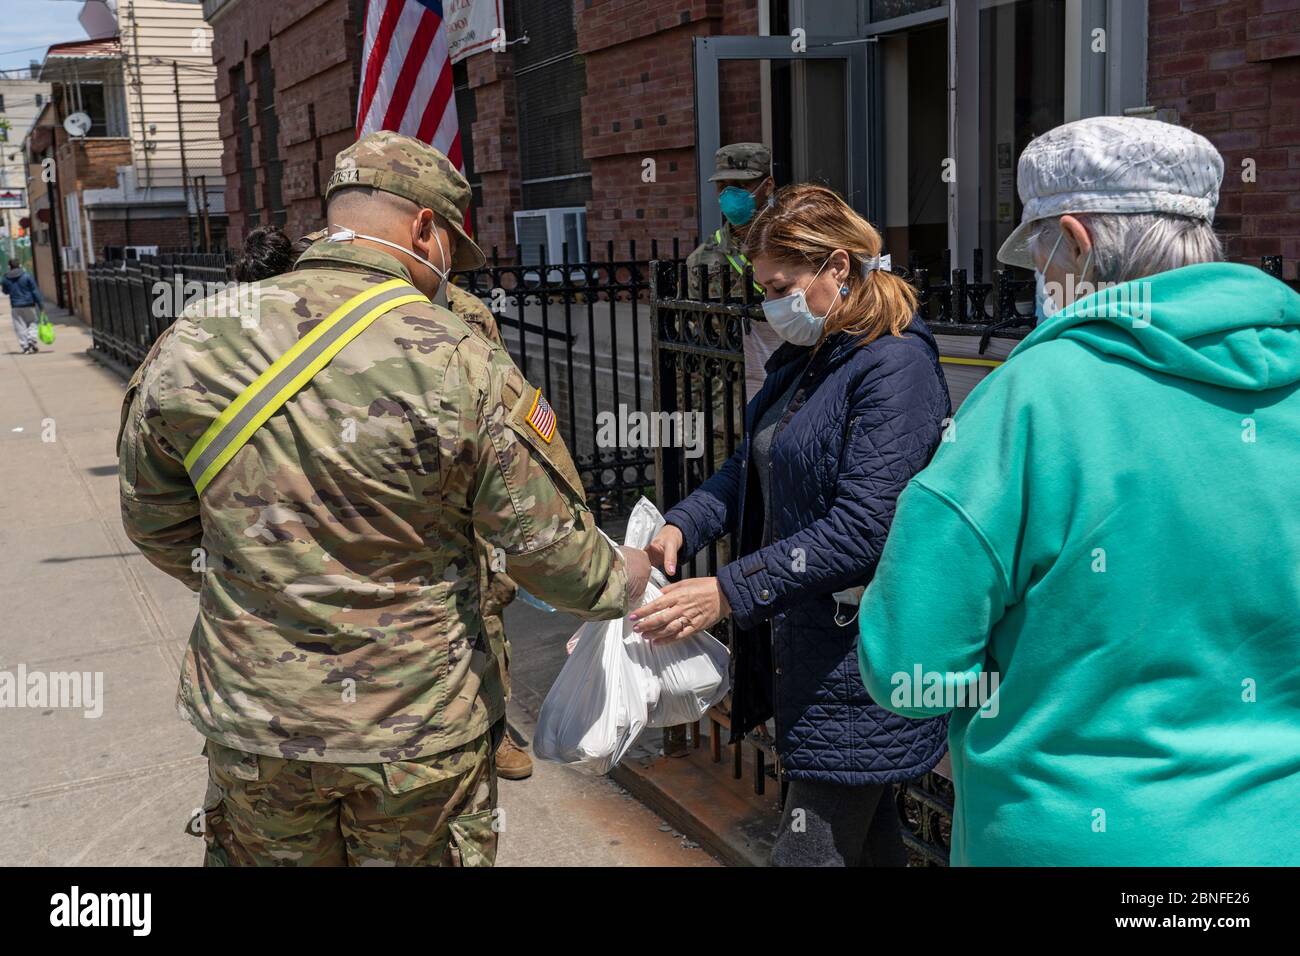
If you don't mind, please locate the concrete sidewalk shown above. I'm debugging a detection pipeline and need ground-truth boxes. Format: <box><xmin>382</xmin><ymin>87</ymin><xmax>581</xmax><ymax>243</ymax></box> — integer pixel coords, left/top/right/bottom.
<box><xmin>0</xmin><ymin>300</ymin><xmax>713</xmax><ymax>867</ymax></box>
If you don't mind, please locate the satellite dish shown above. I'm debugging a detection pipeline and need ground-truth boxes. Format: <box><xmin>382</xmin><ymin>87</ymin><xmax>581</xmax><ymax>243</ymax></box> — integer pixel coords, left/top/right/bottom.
<box><xmin>64</xmin><ymin>112</ymin><xmax>93</xmax><ymax>137</ymax></box>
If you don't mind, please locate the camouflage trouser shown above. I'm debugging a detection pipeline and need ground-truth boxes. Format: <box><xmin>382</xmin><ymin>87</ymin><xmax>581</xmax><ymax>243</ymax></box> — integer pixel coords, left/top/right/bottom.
<box><xmin>190</xmin><ymin>731</ymin><xmax>499</xmax><ymax>867</ymax></box>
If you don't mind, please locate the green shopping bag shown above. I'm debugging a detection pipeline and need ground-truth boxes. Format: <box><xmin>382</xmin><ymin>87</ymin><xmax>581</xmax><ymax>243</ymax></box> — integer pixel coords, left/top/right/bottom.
<box><xmin>37</xmin><ymin>312</ymin><xmax>55</xmax><ymax>345</ymax></box>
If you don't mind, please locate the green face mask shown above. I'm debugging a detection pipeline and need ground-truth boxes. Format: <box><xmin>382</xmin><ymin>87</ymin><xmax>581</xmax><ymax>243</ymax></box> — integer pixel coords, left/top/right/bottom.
<box><xmin>719</xmin><ymin>186</ymin><xmax>758</xmax><ymax>227</ymax></box>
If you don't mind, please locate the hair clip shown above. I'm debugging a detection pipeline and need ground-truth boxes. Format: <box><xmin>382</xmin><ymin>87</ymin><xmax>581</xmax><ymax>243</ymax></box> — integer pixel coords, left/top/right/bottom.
<box><xmin>861</xmin><ymin>253</ymin><xmax>892</xmax><ymax>275</ymax></box>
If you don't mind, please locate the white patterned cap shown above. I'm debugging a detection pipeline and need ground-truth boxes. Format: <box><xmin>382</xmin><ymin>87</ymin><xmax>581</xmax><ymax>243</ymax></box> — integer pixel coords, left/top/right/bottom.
<box><xmin>997</xmin><ymin>116</ymin><xmax>1224</xmax><ymax>270</ymax></box>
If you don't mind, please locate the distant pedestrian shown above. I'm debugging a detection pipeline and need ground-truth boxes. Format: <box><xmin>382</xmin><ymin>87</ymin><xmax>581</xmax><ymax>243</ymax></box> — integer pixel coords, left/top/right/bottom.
<box><xmin>3</xmin><ymin>258</ymin><xmax>45</xmax><ymax>354</ymax></box>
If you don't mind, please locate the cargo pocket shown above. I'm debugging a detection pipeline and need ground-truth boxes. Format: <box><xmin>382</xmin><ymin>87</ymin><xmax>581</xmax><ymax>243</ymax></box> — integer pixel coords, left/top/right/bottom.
<box><xmin>446</xmin><ymin>809</ymin><xmax>499</xmax><ymax>868</ymax></box>
<box><xmin>117</xmin><ymin>389</ymin><xmax>143</xmax><ymax>491</ymax></box>
<box><xmin>185</xmin><ymin>767</ymin><xmax>235</xmax><ymax>866</ymax></box>
<box><xmin>192</xmin><ymin>741</ymin><xmax>259</xmax><ymax>867</ymax></box>
<box><xmin>380</xmin><ymin>753</ymin><xmax>470</xmax><ymax>805</ymax></box>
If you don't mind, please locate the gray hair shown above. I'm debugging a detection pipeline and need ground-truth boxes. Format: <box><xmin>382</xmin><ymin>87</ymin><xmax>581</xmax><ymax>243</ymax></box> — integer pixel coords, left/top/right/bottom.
<box><xmin>1029</xmin><ymin>212</ymin><xmax>1223</xmax><ymax>285</ymax></box>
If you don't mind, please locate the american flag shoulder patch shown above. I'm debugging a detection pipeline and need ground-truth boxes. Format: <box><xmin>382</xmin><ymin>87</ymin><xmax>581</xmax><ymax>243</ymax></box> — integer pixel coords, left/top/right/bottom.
<box><xmin>525</xmin><ymin>389</ymin><xmax>557</xmax><ymax>444</ymax></box>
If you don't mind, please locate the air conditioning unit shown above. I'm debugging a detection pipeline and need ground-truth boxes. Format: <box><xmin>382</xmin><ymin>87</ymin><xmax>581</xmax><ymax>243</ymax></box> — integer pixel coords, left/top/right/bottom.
<box><xmin>513</xmin><ymin>207</ymin><xmax>586</xmax><ymax>282</ymax></box>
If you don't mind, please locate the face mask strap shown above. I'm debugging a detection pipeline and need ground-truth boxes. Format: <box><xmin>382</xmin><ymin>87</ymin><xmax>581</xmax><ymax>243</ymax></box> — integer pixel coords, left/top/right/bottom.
<box><xmin>1040</xmin><ymin>224</ymin><xmax>1097</xmax><ymax>302</ymax></box>
<box><xmin>833</xmin><ymin>599</ymin><xmax>855</xmax><ymax>628</ymax></box>
<box><xmin>801</xmin><ymin>253</ymin><xmax>843</xmax><ymax>323</ymax></box>
<box><xmin>327</xmin><ymin>222</ymin><xmax>449</xmax><ymax>282</ymax></box>
<box><xmin>1041</xmin><ymin>228</ymin><xmax>1065</xmax><ymax>275</ymax></box>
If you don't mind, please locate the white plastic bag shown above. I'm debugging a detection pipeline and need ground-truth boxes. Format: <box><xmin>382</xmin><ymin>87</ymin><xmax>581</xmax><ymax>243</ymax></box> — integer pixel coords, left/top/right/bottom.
<box><xmin>531</xmin><ymin>616</ymin><xmax>649</xmax><ymax>775</ymax></box>
<box><xmin>533</xmin><ymin>498</ymin><xmax>731</xmax><ymax>773</ymax></box>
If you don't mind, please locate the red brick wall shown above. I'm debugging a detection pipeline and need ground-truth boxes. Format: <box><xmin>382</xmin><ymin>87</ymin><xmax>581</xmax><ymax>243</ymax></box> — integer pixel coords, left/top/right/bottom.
<box><xmin>468</xmin><ymin>51</ymin><xmax>521</xmax><ymax>260</ymax></box>
<box><xmin>206</xmin><ymin>0</ymin><xmax>765</xmax><ymax>265</ymax></box>
<box><xmin>91</xmin><ymin>216</ymin><xmax>194</xmax><ymax>253</ymax></box>
<box><xmin>1147</xmin><ymin>0</ymin><xmax>1300</xmax><ymax>277</ymax></box>
<box><xmin>576</xmin><ymin>0</ymin><xmax>761</xmax><ymax>258</ymax></box>
<box><xmin>210</xmin><ymin>0</ymin><xmax>361</xmax><ymax>247</ymax></box>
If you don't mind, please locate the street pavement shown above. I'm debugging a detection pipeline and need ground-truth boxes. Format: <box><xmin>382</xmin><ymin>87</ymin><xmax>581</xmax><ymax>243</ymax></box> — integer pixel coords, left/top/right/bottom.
<box><xmin>0</xmin><ymin>296</ymin><xmax>714</xmax><ymax>867</ymax></box>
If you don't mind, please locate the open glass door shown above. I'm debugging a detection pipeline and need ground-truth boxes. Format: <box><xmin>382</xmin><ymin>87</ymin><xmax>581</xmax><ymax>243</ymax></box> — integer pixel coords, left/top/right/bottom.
<box><xmin>693</xmin><ymin>36</ymin><xmax>878</xmax><ymax>242</ymax></box>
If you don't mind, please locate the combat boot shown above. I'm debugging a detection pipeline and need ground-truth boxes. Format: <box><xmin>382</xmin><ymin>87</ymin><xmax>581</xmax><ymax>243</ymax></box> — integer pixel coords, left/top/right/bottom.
<box><xmin>495</xmin><ymin>731</ymin><xmax>534</xmax><ymax>780</ymax></box>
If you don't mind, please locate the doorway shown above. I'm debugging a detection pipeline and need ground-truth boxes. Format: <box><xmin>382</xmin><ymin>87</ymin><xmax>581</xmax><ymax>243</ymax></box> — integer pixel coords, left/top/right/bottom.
<box><xmin>693</xmin><ymin>35</ymin><xmax>876</xmax><ymax>242</ymax></box>
<box><xmin>878</xmin><ymin>21</ymin><xmax>949</xmax><ymax>274</ymax></box>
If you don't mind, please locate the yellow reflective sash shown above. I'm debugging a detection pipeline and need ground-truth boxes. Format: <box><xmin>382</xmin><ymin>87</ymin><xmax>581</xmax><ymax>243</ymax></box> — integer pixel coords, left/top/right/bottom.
<box><xmin>183</xmin><ymin>277</ymin><xmax>427</xmax><ymax>495</ymax></box>
<box><xmin>715</xmin><ymin>228</ymin><xmax>764</xmax><ymax>293</ymax></box>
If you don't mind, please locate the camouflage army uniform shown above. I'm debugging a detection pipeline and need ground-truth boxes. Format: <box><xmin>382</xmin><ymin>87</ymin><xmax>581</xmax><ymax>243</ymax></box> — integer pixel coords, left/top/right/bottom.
<box><xmin>120</xmin><ymin>132</ymin><xmax>627</xmax><ymax>866</ymax></box>
<box><xmin>296</xmin><ymin>239</ymin><xmax>519</xmax><ymax>697</ymax></box>
<box><xmin>447</xmin><ymin>281</ymin><xmax>517</xmax><ymax>697</ymax></box>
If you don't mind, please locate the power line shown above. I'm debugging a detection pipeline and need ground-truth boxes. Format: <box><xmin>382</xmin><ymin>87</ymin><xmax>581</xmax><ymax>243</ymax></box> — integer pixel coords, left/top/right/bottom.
<box><xmin>0</xmin><ymin>43</ymin><xmax>56</xmax><ymax>58</ymax></box>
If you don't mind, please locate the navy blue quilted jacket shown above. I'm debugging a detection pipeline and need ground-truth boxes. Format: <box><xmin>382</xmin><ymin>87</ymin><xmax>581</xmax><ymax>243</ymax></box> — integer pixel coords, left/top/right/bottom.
<box><xmin>664</xmin><ymin>318</ymin><xmax>951</xmax><ymax>785</ymax></box>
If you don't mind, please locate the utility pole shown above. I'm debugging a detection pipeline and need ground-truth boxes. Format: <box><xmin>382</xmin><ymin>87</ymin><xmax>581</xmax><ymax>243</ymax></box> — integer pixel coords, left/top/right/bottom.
<box><xmin>174</xmin><ymin>61</ymin><xmax>192</xmax><ymax>250</ymax></box>
<box><xmin>197</xmin><ymin>174</ymin><xmax>211</xmax><ymax>252</ymax></box>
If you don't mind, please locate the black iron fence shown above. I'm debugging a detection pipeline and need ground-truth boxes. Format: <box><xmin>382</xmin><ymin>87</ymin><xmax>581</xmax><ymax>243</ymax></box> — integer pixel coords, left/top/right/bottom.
<box><xmin>88</xmin><ymin>253</ymin><xmax>233</xmax><ymax>370</ymax></box>
<box><xmin>456</xmin><ymin>240</ymin><xmax>687</xmax><ymax>523</ymax></box>
<box><xmin>87</xmin><ymin>242</ymin><xmax>686</xmax><ymax>524</ymax></box>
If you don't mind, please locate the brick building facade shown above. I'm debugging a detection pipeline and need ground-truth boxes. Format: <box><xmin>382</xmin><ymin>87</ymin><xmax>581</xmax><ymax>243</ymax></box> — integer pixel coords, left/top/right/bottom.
<box><xmin>203</xmin><ymin>0</ymin><xmax>1297</xmax><ymax>275</ymax></box>
<box><xmin>1146</xmin><ymin>0</ymin><xmax>1300</xmax><ymax>271</ymax></box>
<box><xmin>574</xmin><ymin>0</ymin><xmax>761</xmax><ymax>255</ymax></box>
<box><xmin>206</xmin><ymin>0</ymin><xmax>760</xmax><ymax>260</ymax></box>
<box><xmin>205</xmin><ymin>0</ymin><xmax>365</xmax><ymax>245</ymax></box>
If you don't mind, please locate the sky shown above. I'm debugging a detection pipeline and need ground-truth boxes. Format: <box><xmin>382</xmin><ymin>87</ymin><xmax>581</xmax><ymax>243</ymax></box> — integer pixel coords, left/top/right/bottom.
<box><xmin>0</xmin><ymin>1</ymin><xmax>93</xmax><ymax>72</ymax></box>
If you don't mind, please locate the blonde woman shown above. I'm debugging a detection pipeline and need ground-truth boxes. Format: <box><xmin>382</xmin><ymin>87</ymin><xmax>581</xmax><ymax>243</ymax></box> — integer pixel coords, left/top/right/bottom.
<box><xmin>638</xmin><ymin>184</ymin><xmax>951</xmax><ymax>866</ymax></box>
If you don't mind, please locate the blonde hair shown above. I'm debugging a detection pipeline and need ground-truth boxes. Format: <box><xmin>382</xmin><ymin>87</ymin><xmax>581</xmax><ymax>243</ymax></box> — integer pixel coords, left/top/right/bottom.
<box><xmin>743</xmin><ymin>183</ymin><xmax>916</xmax><ymax>343</ymax></box>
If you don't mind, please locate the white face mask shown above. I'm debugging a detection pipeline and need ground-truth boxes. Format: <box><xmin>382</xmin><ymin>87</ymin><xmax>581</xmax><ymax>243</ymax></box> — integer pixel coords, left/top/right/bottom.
<box><xmin>327</xmin><ymin>223</ymin><xmax>451</xmax><ymax>304</ymax></box>
<box><xmin>1035</xmin><ymin>227</ymin><xmax>1095</xmax><ymax>318</ymax></box>
<box><xmin>761</xmin><ymin>255</ymin><xmax>839</xmax><ymax>347</ymax></box>
<box><xmin>1035</xmin><ymin>230</ymin><xmax>1064</xmax><ymax>320</ymax></box>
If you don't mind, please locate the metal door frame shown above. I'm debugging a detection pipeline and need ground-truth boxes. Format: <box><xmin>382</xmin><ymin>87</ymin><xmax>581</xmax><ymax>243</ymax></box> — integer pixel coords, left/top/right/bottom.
<box><xmin>692</xmin><ymin>36</ymin><xmax>879</xmax><ymax>241</ymax></box>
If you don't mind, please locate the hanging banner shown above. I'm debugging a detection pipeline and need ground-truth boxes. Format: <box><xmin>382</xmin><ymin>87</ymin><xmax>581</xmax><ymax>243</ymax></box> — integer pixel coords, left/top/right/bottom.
<box><xmin>446</xmin><ymin>0</ymin><xmax>504</xmax><ymax>64</ymax></box>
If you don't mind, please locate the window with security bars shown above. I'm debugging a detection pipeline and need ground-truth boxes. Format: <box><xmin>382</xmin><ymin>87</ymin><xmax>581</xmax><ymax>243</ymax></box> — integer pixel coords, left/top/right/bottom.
<box><xmin>233</xmin><ymin>65</ymin><xmax>258</xmax><ymax>229</ymax></box>
<box><xmin>255</xmin><ymin>50</ymin><xmax>286</xmax><ymax>227</ymax></box>
<box><xmin>511</xmin><ymin>0</ymin><xmax>591</xmax><ymax>212</ymax></box>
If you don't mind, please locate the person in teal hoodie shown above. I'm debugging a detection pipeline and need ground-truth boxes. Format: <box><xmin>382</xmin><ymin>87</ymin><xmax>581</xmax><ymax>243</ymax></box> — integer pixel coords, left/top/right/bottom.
<box><xmin>857</xmin><ymin>116</ymin><xmax>1300</xmax><ymax>866</ymax></box>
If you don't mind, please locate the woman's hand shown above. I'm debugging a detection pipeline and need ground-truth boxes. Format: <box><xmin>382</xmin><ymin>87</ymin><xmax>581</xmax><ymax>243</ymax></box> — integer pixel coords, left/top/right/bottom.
<box><xmin>646</xmin><ymin>524</ymin><xmax>685</xmax><ymax>576</ymax></box>
<box><xmin>630</xmin><ymin>576</ymin><xmax>730</xmax><ymax>642</ymax></box>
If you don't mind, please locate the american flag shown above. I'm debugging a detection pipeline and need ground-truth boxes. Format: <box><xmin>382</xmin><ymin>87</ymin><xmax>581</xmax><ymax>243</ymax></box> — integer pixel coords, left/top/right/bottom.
<box><xmin>526</xmin><ymin>390</ymin><xmax>557</xmax><ymax>444</ymax></box>
<box><xmin>356</xmin><ymin>0</ymin><xmax>464</xmax><ymax>171</ymax></box>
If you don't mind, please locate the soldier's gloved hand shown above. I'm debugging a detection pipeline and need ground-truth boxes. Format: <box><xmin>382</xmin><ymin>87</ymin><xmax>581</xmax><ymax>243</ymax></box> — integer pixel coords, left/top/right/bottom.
<box><xmin>619</xmin><ymin>545</ymin><xmax>652</xmax><ymax>607</ymax></box>
<box><xmin>646</xmin><ymin>525</ymin><xmax>684</xmax><ymax>576</ymax></box>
